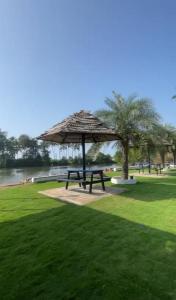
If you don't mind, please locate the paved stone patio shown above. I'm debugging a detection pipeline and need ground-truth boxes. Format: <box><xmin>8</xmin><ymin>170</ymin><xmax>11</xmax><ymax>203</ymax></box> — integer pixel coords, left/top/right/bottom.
<box><xmin>39</xmin><ymin>185</ymin><xmax>125</xmax><ymax>206</ymax></box>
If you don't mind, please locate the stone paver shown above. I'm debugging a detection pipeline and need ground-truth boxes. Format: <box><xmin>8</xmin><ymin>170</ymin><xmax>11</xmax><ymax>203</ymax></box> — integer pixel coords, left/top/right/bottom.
<box><xmin>39</xmin><ymin>185</ymin><xmax>125</xmax><ymax>206</ymax></box>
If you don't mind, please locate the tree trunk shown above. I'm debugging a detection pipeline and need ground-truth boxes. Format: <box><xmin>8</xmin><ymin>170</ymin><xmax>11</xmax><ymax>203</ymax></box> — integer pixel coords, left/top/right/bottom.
<box><xmin>122</xmin><ymin>141</ymin><xmax>129</xmax><ymax>180</ymax></box>
<box><xmin>147</xmin><ymin>146</ymin><xmax>151</xmax><ymax>174</ymax></box>
<box><xmin>160</xmin><ymin>151</ymin><xmax>165</xmax><ymax>168</ymax></box>
<box><xmin>173</xmin><ymin>151</ymin><xmax>176</xmax><ymax>166</ymax></box>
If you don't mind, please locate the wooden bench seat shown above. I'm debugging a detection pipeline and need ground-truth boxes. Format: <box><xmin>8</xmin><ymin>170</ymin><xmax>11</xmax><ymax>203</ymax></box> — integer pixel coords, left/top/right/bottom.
<box><xmin>58</xmin><ymin>178</ymin><xmax>84</xmax><ymax>183</ymax></box>
<box><xmin>58</xmin><ymin>176</ymin><xmax>111</xmax><ymax>193</ymax></box>
<box><xmin>58</xmin><ymin>177</ymin><xmax>110</xmax><ymax>183</ymax></box>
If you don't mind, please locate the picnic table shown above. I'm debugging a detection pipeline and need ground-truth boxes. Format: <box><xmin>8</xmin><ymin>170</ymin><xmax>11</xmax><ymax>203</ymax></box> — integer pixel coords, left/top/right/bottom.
<box><xmin>58</xmin><ymin>169</ymin><xmax>111</xmax><ymax>193</ymax></box>
<box><xmin>153</xmin><ymin>164</ymin><xmax>163</xmax><ymax>175</ymax></box>
<box><xmin>138</xmin><ymin>163</ymin><xmax>164</xmax><ymax>175</ymax></box>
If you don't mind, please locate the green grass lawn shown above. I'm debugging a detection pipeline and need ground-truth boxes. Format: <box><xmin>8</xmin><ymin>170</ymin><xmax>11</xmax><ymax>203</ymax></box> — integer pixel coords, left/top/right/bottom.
<box><xmin>0</xmin><ymin>173</ymin><xmax>176</xmax><ymax>300</ymax></box>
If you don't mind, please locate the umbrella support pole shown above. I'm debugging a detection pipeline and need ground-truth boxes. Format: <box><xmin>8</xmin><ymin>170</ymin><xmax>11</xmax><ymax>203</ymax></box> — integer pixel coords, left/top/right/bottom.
<box><xmin>82</xmin><ymin>134</ymin><xmax>86</xmax><ymax>189</ymax></box>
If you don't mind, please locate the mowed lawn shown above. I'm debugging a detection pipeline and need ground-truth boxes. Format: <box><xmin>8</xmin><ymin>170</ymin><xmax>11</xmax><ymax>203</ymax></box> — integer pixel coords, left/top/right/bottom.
<box><xmin>0</xmin><ymin>173</ymin><xmax>176</xmax><ymax>299</ymax></box>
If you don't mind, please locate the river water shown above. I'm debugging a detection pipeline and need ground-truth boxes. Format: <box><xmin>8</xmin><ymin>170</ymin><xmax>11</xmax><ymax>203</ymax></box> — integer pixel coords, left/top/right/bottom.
<box><xmin>0</xmin><ymin>165</ymin><xmax>115</xmax><ymax>186</ymax></box>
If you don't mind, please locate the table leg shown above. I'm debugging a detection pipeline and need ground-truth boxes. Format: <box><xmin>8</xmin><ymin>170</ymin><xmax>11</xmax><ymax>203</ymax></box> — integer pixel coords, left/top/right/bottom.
<box><xmin>77</xmin><ymin>171</ymin><xmax>81</xmax><ymax>187</ymax></box>
<box><xmin>89</xmin><ymin>173</ymin><xmax>93</xmax><ymax>193</ymax></box>
<box><xmin>82</xmin><ymin>171</ymin><xmax>86</xmax><ymax>190</ymax></box>
<box><xmin>100</xmin><ymin>171</ymin><xmax>105</xmax><ymax>191</ymax></box>
<box><xmin>66</xmin><ymin>171</ymin><xmax>70</xmax><ymax>190</ymax></box>
<box><xmin>83</xmin><ymin>182</ymin><xmax>86</xmax><ymax>190</ymax></box>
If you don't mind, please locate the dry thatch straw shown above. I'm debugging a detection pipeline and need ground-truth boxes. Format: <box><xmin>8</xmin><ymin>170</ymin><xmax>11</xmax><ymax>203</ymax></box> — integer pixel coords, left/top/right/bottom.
<box><xmin>38</xmin><ymin>110</ymin><xmax>119</xmax><ymax>144</ymax></box>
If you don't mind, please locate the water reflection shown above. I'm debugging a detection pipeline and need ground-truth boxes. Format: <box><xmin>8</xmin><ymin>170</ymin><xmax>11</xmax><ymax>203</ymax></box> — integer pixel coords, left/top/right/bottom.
<box><xmin>0</xmin><ymin>166</ymin><xmax>68</xmax><ymax>185</ymax></box>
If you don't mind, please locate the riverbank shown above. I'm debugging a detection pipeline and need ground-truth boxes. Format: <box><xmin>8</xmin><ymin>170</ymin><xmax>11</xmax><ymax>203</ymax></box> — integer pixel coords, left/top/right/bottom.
<box><xmin>0</xmin><ymin>165</ymin><xmax>117</xmax><ymax>186</ymax></box>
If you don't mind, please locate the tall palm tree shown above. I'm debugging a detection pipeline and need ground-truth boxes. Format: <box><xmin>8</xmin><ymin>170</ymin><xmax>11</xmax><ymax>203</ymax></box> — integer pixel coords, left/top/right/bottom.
<box><xmin>141</xmin><ymin>125</ymin><xmax>169</xmax><ymax>169</ymax></box>
<box><xmin>95</xmin><ymin>92</ymin><xmax>160</xmax><ymax>179</ymax></box>
<box><xmin>163</xmin><ymin>125</ymin><xmax>176</xmax><ymax>165</ymax></box>
<box><xmin>153</xmin><ymin>124</ymin><xmax>172</xmax><ymax>167</ymax></box>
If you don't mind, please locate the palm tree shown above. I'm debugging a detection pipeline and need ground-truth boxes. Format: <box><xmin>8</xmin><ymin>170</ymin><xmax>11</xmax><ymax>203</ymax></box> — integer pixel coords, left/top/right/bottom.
<box><xmin>163</xmin><ymin>125</ymin><xmax>176</xmax><ymax>166</ymax></box>
<box><xmin>95</xmin><ymin>92</ymin><xmax>160</xmax><ymax>179</ymax></box>
<box><xmin>142</xmin><ymin>125</ymin><xmax>172</xmax><ymax>172</ymax></box>
<box><xmin>154</xmin><ymin>125</ymin><xmax>172</xmax><ymax>167</ymax></box>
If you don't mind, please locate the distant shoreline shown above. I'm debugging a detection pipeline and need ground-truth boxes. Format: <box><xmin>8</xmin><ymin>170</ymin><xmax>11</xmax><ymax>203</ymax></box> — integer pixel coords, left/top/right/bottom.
<box><xmin>0</xmin><ymin>182</ymin><xmax>28</xmax><ymax>189</ymax></box>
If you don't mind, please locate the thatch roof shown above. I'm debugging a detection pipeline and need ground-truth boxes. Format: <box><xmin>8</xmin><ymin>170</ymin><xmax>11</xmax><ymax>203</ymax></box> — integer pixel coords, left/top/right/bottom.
<box><xmin>38</xmin><ymin>110</ymin><xmax>119</xmax><ymax>144</ymax></box>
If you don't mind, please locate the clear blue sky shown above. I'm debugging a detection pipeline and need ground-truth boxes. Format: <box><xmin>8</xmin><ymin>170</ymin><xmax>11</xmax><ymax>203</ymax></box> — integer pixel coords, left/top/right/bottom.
<box><xmin>0</xmin><ymin>0</ymin><xmax>176</xmax><ymax>138</ymax></box>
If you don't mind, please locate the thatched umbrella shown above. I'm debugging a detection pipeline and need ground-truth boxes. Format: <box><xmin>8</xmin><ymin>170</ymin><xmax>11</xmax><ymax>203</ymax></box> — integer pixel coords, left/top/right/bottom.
<box><xmin>38</xmin><ymin>110</ymin><xmax>119</xmax><ymax>178</ymax></box>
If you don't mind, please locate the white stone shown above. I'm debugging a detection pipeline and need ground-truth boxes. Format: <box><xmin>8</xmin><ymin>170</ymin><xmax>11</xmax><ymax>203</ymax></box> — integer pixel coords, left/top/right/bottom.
<box><xmin>31</xmin><ymin>175</ymin><xmax>60</xmax><ymax>183</ymax></box>
<box><xmin>111</xmin><ymin>176</ymin><xmax>136</xmax><ymax>185</ymax></box>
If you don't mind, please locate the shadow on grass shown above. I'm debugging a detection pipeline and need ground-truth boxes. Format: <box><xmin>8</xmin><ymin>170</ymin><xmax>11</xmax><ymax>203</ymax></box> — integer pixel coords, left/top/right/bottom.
<box><xmin>165</xmin><ymin>170</ymin><xmax>176</xmax><ymax>176</ymax></box>
<box><xmin>0</xmin><ymin>203</ymin><xmax>176</xmax><ymax>300</ymax></box>
<box><xmin>111</xmin><ymin>176</ymin><xmax>176</xmax><ymax>202</ymax></box>
<box><xmin>0</xmin><ymin>197</ymin><xmax>46</xmax><ymax>201</ymax></box>
<box><xmin>0</xmin><ymin>208</ymin><xmax>45</xmax><ymax>212</ymax></box>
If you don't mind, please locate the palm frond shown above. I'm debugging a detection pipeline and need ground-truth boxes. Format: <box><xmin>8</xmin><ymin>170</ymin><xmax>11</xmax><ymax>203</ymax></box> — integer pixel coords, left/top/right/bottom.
<box><xmin>87</xmin><ymin>142</ymin><xmax>104</xmax><ymax>160</ymax></box>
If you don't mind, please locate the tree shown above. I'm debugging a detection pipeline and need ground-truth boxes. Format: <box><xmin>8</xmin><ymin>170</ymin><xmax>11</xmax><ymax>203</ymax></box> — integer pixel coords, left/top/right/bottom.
<box><xmin>95</xmin><ymin>92</ymin><xmax>160</xmax><ymax>179</ymax></box>
<box><xmin>115</xmin><ymin>147</ymin><xmax>146</xmax><ymax>165</ymax></box>
<box><xmin>0</xmin><ymin>131</ymin><xmax>19</xmax><ymax>167</ymax></box>
<box><xmin>163</xmin><ymin>125</ymin><xmax>176</xmax><ymax>165</ymax></box>
<box><xmin>40</xmin><ymin>141</ymin><xmax>50</xmax><ymax>165</ymax></box>
<box><xmin>0</xmin><ymin>130</ymin><xmax>8</xmax><ymax>167</ymax></box>
<box><xmin>6</xmin><ymin>136</ymin><xmax>18</xmax><ymax>159</ymax></box>
<box><xmin>138</xmin><ymin>124</ymin><xmax>170</xmax><ymax>171</ymax></box>
<box><xmin>18</xmin><ymin>135</ymin><xmax>40</xmax><ymax>160</ymax></box>
<box><xmin>18</xmin><ymin>134</ymin><xmax>31</xmax><ymax>150</ymax></box>
<box><xmin>154</xmin><ymin>125</ymin><xmax>171</xmax><ymax>167</ymax></box>
<box><xmin>95</xmin><ymin>152</ymin><xmax>113</xmax><ymax>164</ymax></box>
